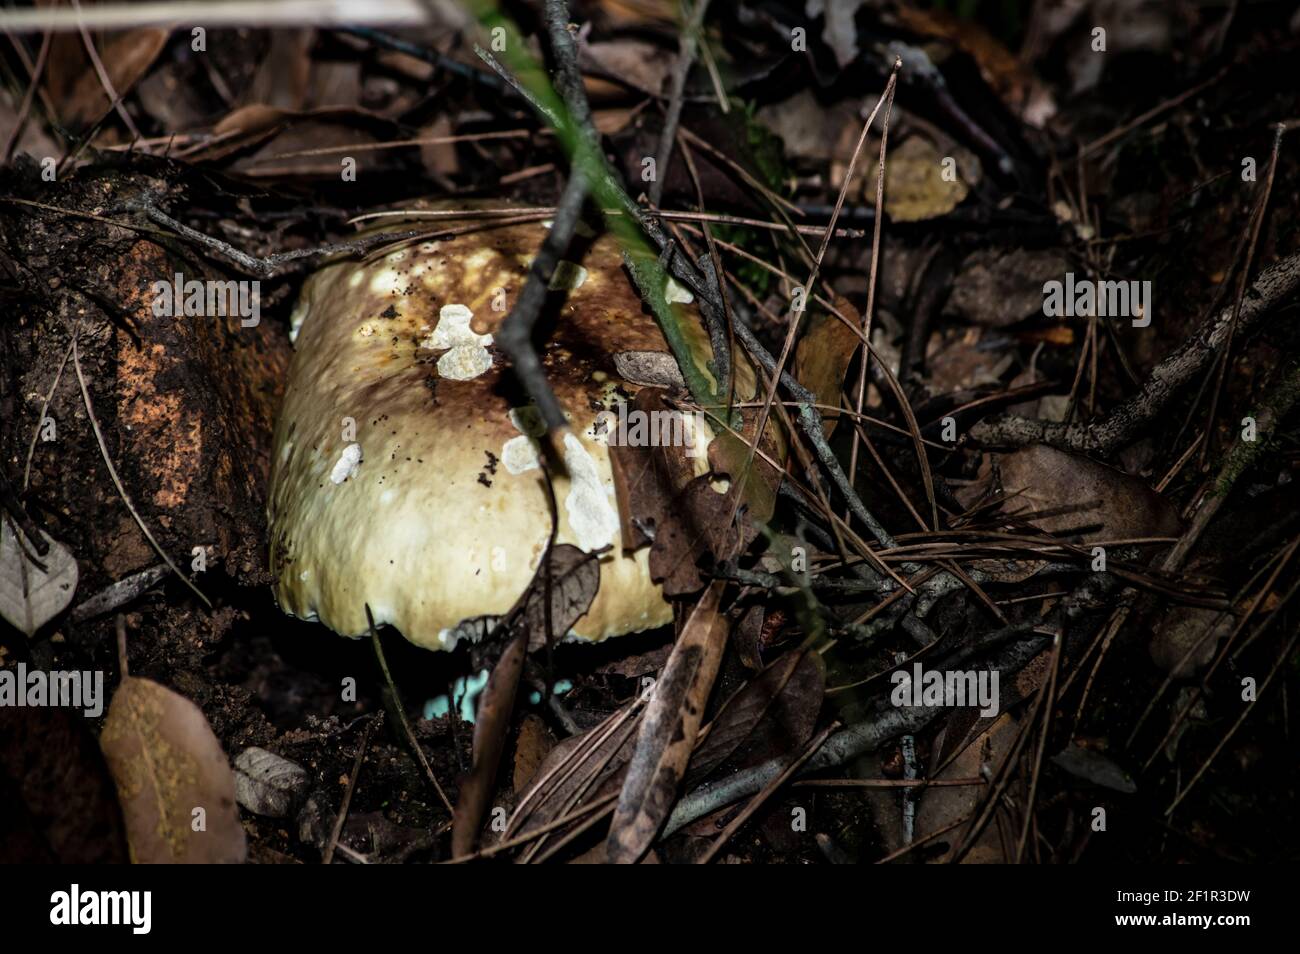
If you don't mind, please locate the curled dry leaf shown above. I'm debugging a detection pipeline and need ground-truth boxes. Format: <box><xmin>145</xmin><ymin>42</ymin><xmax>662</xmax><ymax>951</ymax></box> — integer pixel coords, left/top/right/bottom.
<box><xmin>650</xmin><ymin>475</ymin><xmax>762</xmax><ymax>596</ymax></box>
<box><xmin>453</xmin><ymin>629</ymin><xmax>527</xmax><ymax>858</ymax></box>
<box><xmin>887</xmin><ymin>5</ymin><xmax>1057</xmax><ymax>127</ymax></box>
<box><xmin>613</xmin><ymin>350</ymin><xmax>687</xmax><ymax>390</ymax></box>
<box><xmin>607</xmin><ymin>581</ymin><xmax>730</xmax><ymax>863</ymax></box>
<box><xmin>62</xmin><ymin>28</ymin><xmax>169</xmax><ymax>127</ymax></box>
<box><xmin>794</xmin><ymin>297</ymin><xmax>865</xmax><ymax>438</ymax></box>
<box><xmin>687</xmin><ymin>648</ymin><xmax>825</xmax><ymax>788</ymax></box>
<box><xmin>234</xmin><ymin>747</ymin><xmax>310</xmax><ymax>819</ymax></box>
<box><xmin>610</xmin><ymin>387</ymin><xmax>768</xmax><ymax>595</ymax></box>
<box><xmin>0</xmin><ymin>521</ymin><xmax>78</xmax><ymax>638</ymax></box>
<box><xmin>914</xmin><ymin>712</ymin><xmax>1019</xmax><ymax>863</ymax></box>
<box><xmin>453</xmin><ymin>543</ymin><xmax>601</xmax><ymax>855</ymax></box>
<box><xmin>517</xmin><ymin>544</ymin><xmax>602</xmax><ymax>652</ymax></box>
<box><xmin>99</xmin><ymin>677</ymin><xmax>246</xmax><ymax>864</ymax></box>
<box><xmin>996</xmin><ymin>444</ymin><xmax>1181</xmax><ymax>542</ymax></box>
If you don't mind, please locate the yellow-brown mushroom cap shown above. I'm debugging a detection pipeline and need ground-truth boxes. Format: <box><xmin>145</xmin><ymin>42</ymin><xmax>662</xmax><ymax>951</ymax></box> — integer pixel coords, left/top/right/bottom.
<box><xmin>267</xmin><ymin>212</ymin><xmax>723</xmax><ymax>650</ymax></box>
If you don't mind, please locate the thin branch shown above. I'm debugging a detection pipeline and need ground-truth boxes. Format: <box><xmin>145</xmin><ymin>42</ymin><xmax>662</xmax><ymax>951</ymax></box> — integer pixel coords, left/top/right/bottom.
<box><xmin>2</xmin><ymin>29</ymin><xmax>51</xmax><ymax>163</ymax></box>
<box><xmin>1200</xmin><ymin>122</ymin><xmax>1286</xmax><ymax>466</ymax></box>
<box><xmin>971</xmin><ymin>249</ymin><xmax>1300</xmax><ymax>453</ymax></box>
<box><xmin>368</xmin><ymin>607</ymin><xmax>455</xmax><ymax>814</ymax></box>
<box><xmin>647</xmin><ymin>0</ymin><xmax>712</xmax><ymax>207</ymax></box>
<box><xmin>322</xmin><ymin>712</ymin><xmax>381</xmax><ymax>865</ymax></box>
<box><xmin>131</xmin><ymin>195</ymin><xmax>426</xmax><ymax>277</ymax></box>
<box><xmin>494</xmin><ymin>169</ymin><xmax>589</xmax><ymax>435</ymax></box>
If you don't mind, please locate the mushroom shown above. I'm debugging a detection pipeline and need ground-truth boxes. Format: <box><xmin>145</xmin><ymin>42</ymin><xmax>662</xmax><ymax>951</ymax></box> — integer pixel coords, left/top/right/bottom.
<box><xmin>268</xmin><ymin>210</ymin><xmax>735</xmax><ymax>651</ymax></box>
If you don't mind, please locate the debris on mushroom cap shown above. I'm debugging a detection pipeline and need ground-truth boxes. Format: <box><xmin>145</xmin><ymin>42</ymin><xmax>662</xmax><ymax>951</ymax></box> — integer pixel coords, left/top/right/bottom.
<box><xmin>268</xmin><ymin>209</ymin><xmax>748</xmax><ymax>651</ymax></box>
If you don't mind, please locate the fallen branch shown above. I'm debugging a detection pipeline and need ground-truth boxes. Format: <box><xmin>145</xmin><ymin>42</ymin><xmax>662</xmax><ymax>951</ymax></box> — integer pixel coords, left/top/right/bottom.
<box><xmin>132</xmin><ymin>196</ymin><xmax>427</xmax><ymax>277</ymax></box>
<box><xmin>662</xmin><ymin>563</ymin><xmax>1123</xmax><ymax>835</ymax></box>
<box><xmin>970</xmin><ymin>250</ymin><xmax>1300</xmax><ymax>454</ymax></box>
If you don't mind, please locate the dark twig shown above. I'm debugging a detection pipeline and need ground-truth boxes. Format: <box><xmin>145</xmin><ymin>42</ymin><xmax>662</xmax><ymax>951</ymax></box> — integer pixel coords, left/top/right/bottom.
<box><xmin>369</xmin><ymin>607</ymin><xmax>455</xmax><ymax>814</ymax></box>
<box><xmin>495</xmin><ymin>170</ymin><xmax>589</xmax><ymax>434</ymax></box>
<box><xmin>664</xmin><ymin>563</ymin><xmax>1124</xmax><ymax>835</ymax></box>
<box><xmin>323</xmin><ymin>712</ymin><xmax>382</xmax><ymax>865</ymax></box>
<box><xmin>971</xmin><ymin>249</ymin><xmax>1300</xmax><ymax>453</ymax></box>
<box><xmin>131</xmin><ymin>196</ymin><xmax>426</xmax><ymax>277</ymax></box>
<box><xmin>1200</xmin><ymin>123</ymin><xmax>1286</xmax><ymax>467</ymax></box>
<box><xmin>647</xmin><ymin>0</ymin><xmax>712</xmax><ymax>208</ymax></box>
<box><xmin>2</xmin><ymin>29</ymin><xmax>51</xmax><ymax>163</ymax></box>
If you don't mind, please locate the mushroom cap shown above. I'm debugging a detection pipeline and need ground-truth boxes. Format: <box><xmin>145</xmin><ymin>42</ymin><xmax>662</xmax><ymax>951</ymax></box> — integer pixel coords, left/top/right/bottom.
<box><xmin>268</xmin><ymin>210</ymin><xmax>722</xmax><ymax>650</ymax></box>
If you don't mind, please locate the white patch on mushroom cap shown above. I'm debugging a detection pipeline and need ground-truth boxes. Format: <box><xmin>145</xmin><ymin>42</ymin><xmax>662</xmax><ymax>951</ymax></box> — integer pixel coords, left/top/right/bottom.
<box><xmin>369</xmin><ymin>269</ymin><xmax>403</xmax><ymax>295</ymax></box>
<box><xmin>465</xmin><ymin>248</ymin><xmax>495</xmax><ymax>273</ymax></box>
<box><xmin>329</xmin><ymin>443</ymin><xmax>362</xmax><ymax>484</ymax></box>
<box><xmin>437</xmin><ymin>344</ymin><xmax>493</xmax><ymax>380</ymax></box>
<box><xmin>502</xmin><ymin>434</ymin><xmax>541</xmax><ymax>474</ymax></box>
<box><xmin>665</xmin><ymin>276</ymin><xmax>695</xmax><ymax>304</ymax></box>
<box><xmin>426</xmin><ymin>303</ymin><xmax>492</xmax><ymax>349</ymax></box>
<box><xmin>548</xmin><ymin>261</ymin><xmax>588</xmax><ymax>291</ymax></box>
<box><xmin>562</xmin><ymin>433</ymin><xmax>619</xmax><ymax>552</ymax></box>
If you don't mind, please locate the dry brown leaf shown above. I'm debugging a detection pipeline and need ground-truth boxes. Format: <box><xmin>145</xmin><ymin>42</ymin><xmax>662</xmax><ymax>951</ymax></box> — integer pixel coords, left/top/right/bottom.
<box><xmin>794</xmin><ymin>298</ymin><xmax>863</xmax><ymax>438</ymax></box>
<box><xmin>687</xmin><ymin>648</ymin><xmax>824</xmax><ymax>787</ymax></box>
<box><xmin>193</xmin><ymin>104</ymin><xmax>390</xmax><ymax>164</ymax></box>
<box><xmin>62</xmin><ymin>28</ymin><xmax>168</xmax><ymax>127</ymax></box>
<box><xmin>453</xmin><ymin>542</ymin><xmax>601</xmax><ymax>854</ymax></box>
<box><xmin>649</xmin><ymin>474</ymin><xmax>760</xmax><ymax>596</ymax></box>
<box><xmin>514</xmin><ymin>711</ymin><xmax>639</xmax><ymax>839</ymax></box>
<box><xmin>607</xmin><ymin>581</ymin><xmax>730</xmax><ymax>863</ymax></box>
<box><xmin>997</xmin><ymin>444</ymin><xmax>1181</xmax><ymax>542</ymax></box>
<box><xmin>512</xmin><ymin>715</ymin><xmax>557</xmax><ymax>795</ymax></box>
<box><xmin>948</xmin><ymin>248</ymin><xmax>1074</xmax><ymax>329</ymax></box>
<box><xmin>517</xmin><ymin>544</ymin><xmax>602</xmax><ymax>652</ymax></box>
<box><xmin>99</xmin><ymin>677</ymin><xmax>246</xmax><ymax>864</ymax></box>
<box><xmin>613</xmin><ymin>350</ymin><xmax>687</xmax><ymax>389</ymax></box>
<box><xmin>888</xmin><ymin>5</ymin><xmax>1058</xmax><ymax>127</ymax></box>
<box><xmin>580</xmin><ymin>39</ymin><xmax>675</xmax><ymax>98</ymax></box>
<box><xmin>609</xmin><ymin>388</ymin><xmax>771</xmax><ymax>595</ymax></box>
<box><xmin>926</xmin><ymin>326</ymin><xmax>1015</xmax><ymax>394</ymax></box>
<box><xmin>453</xmin><ymin>629</ymin><xmax>526</xmax><ymax>857</ymax></box>
<box><xmin>915</xmin><ymin>713</ymin><xmax>1019</xmax><ymax>863</ymax></box>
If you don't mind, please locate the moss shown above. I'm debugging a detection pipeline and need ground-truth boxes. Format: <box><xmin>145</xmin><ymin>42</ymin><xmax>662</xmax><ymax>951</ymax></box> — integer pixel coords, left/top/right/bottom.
<box><xmin>1213</xmin><ymin>363</ymin><xmax>1300</xmax><ymax>498</ymax></box>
